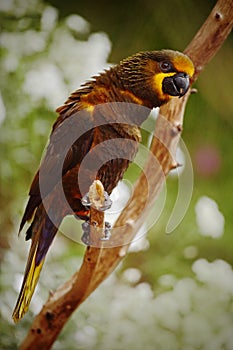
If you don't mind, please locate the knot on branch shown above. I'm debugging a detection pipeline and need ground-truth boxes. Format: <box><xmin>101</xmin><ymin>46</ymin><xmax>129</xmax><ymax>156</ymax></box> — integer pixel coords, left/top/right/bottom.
<box><xmin>215</xmin><ymin>12</ymin><xmax>223</xmax><ymax>20</ymax></box>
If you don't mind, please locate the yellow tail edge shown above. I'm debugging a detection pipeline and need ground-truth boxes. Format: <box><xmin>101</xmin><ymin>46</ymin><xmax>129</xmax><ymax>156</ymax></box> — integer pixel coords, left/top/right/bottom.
<box><xmin>12</xmin><ymin>247</ymin><xmax>44</xmax><ymax>323</ymax></box>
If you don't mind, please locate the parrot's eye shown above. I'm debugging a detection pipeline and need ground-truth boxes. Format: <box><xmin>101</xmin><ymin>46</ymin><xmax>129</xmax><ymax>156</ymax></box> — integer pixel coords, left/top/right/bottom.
<box><xmin>159</xmin><ymin>61</ymin><xmax>172</xmax><ymax>72</ymax></box>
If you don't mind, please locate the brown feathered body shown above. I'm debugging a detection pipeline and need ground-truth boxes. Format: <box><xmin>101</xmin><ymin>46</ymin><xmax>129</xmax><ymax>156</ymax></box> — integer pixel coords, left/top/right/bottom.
<box><xmin>13</xmin><ymin>50</ymin><xmax>194</xmax><ymax>321</ymax></box>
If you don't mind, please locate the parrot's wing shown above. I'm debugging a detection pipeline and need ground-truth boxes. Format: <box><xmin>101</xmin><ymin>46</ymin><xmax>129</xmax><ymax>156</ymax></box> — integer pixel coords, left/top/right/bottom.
<box><xmin>19</xmin><ymin>102</ymin><xmax>95</xmax><ymax>232</ymax></box>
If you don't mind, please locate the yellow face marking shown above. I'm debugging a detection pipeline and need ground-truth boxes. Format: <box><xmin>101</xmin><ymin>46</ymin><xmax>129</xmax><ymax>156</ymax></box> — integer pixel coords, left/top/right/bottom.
<box><xmin>173</xmin><ymin>55</ymin><xmax>195</xmax><ymax>78</ymax></box>
<box><xmin>153</xmin><ymin>72</ymin><xmax>176</xmax><ymax>101</ymax></box>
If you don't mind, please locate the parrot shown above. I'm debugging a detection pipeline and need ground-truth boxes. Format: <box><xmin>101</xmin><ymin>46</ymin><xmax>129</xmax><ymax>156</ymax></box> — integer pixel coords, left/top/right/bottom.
<box><xmin>12</xmin><ymin>49</ymin><xmax>194</xmax><ymax>321</ymax></box>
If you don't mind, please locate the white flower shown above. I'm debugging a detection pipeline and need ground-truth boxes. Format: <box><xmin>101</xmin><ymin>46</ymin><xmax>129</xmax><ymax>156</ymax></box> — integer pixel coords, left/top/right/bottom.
<box><xmin>192</xmin><ymin>259</ymin><xmax>233</xmax><ymax>294</ymax></box>
<box><xmin>66</xmin><ymin>14</ymin><xmax>90</xmax><ymax>34</ymax></box>
<box><xmin>195</xmin><ymin>196</ymin><xmax>225</xmax><ymax>238</ymax></box>
<box><xmin>1</xmin><ymin>0</ymin><xmax>42</xmax><ymax>17</ymax></box>
<box><xmin>41</xmin><ymin>6</ymin><xmax>58</xmax><ymax>32</ymax></box>
<box><xmin>23</xmin><ymin>62</ymin><xmax>67</xmax><ymax>109</ymax></box>
<box><xmin>48</xmin><ymin>29</ymin><xmax>111</xmax><ymax>91</ymax></box>
<box><xmin>122</xmin><ymin>268</ymin><xmax>141</xmax><ymax>284</ymax></box>
<box><xmin>0</xmin><ymin>30</ymin><xmax>46</xmax><ymax>57</ymax></box>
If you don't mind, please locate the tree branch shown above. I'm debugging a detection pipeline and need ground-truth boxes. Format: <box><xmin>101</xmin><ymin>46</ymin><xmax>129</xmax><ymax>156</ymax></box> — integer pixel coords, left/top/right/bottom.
<box><xmin>19</xmin><ymin>0</ymin><xmax>233</xmax><ymax>348</ymax></box>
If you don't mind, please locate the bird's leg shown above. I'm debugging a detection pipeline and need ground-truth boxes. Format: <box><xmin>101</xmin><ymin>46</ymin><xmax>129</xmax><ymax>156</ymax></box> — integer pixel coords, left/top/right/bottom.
<box><xmin>80</xmin><ymin>180</ymin><xmax>113</xmax><ymax>245</ymax></box>
<box><xmin>81</xmin><ymin>221</ymin><xmax>91</xmax><ymax>245</ymax></box>
<box><xmin>81</xmin><ymin>191</ymin><xmax>112</xmax><ymax>211</ymax></box>
<box><xmin>81</xmin><ymin>220</ymin><xmax>112</xmax><ymax>245</ymax></box>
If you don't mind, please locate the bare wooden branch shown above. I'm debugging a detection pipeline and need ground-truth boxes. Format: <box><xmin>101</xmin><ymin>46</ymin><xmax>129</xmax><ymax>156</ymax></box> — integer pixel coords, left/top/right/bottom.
<box><xmin>19</xmin><ymin>0</ymin><xmax>233</xmax><ymax>348</ymax></box>
<box><xmin>184</xmin><ymin>0</ymin><xmax>233</xmax><ymax>81</ymax></box>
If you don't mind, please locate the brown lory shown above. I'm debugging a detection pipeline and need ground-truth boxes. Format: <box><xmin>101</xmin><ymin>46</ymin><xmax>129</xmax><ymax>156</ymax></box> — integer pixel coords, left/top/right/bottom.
<box><xmin>13</xmin><ymin>49</ymin><xmax>194</xmax><ymax>321</ymax></box>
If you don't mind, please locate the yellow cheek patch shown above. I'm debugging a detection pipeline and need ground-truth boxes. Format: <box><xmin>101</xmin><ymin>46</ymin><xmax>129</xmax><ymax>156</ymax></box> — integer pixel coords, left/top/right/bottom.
<box><xmin>153</xmin><ymin>72</ymin><xmax>176</xmax><ymax>100</ymax></box>
<box><xmin>173</xmin><ymin>55</ymin><xmax>195</xmax><ymax>78</ymax></box>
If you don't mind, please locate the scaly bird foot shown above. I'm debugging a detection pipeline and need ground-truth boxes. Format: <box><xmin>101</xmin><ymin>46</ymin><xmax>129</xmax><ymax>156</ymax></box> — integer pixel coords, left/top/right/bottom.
<box><xmin>81</xmin><ymin>221</ymin><xmax>112</xmax><ymax>245</ymax></box>
<box><xmin>100</xmin><ymin>221</ymin><xmax>111</xmax><ymax>241</ymax></box>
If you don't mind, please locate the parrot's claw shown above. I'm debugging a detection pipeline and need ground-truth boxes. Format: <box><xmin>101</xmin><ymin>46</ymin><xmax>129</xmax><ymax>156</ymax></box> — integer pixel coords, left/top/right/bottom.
<box><xmin>81</xmin><ymin>191</ymin><xmax>112</xmax><ymax>211</ymax></box>
<box><xmin>100</xmin><ymin>221</ymin><xmax>111</xmax><ymax>241</ymax></box>
<box><xmin>81</xmin><ymin>221</ymin><xmax>91</xmax><ymax>245</ymax></box>
<box><xmin>81</xmin><ymin>221</ymin><xmax>111</xmax><ymax>245</ymax></box>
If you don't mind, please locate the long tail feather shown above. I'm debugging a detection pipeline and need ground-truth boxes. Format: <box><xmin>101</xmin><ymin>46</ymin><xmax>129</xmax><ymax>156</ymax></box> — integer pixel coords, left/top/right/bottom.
<box><xmin>12</xmin><ymin>205</ymin><xmax>61</xmax><ymax>322</ymax></box>
<box><xmin>12</xmin><ymin>244</ymin><xmax>44</xmax><ymax>322</ymax></box>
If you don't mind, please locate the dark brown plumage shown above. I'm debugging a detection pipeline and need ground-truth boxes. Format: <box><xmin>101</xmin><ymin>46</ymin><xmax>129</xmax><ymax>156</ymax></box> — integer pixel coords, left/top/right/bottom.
<box><xmin>13</xmin><ymin>49</ymin><xmax>194</xmax><ymax>321</ymax></box>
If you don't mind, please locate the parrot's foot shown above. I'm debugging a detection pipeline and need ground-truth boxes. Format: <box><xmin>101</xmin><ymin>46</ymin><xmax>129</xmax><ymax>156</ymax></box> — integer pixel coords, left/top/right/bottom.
<box><xmin>100</xmin><ymin>221</ymin><xmax>111</xmax><ymax>241</ymax></box>
<box><xmin>81</xmin><ymin>221</ymin><xmax>111</xmax><ymax>245</ymax></box>
<box><xmin>81</xmin><ymin>221</ymin><xmax>90</xmax><ymax>245</ymax></box>
<box><xmin>81</xmin><ymin>191</ymin><xmax>112</xmax><ymax>211</ymax></box>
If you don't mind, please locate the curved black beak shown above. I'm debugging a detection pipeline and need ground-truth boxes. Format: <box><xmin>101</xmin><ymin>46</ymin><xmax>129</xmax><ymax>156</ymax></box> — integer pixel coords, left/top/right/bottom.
<box><xmin>162</xmin><ymin>72</ymin><xmax>190</xmax><ymax>98</ymax></box>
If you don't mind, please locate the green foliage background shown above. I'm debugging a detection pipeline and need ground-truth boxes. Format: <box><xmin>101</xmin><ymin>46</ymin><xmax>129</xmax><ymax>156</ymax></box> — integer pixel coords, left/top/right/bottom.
<box><xmin>0</xmin><ymin>0</ymin><xmax>233</xmax><ymax>349</ymax></box>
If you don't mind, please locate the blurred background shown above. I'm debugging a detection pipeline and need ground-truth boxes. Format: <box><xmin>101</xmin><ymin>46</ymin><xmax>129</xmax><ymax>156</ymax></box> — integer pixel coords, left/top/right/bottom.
<box><xmin>0</xmin><ymin>0</ymin><xmax>233</xmax><ymax>349</ymax></box>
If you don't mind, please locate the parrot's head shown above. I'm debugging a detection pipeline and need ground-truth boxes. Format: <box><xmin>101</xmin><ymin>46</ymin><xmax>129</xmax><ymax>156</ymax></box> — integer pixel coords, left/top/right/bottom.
<box><xmin>118</xmin><ymin>49</ymin><xmax>195</xmax><ymax>107</ymax></box>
